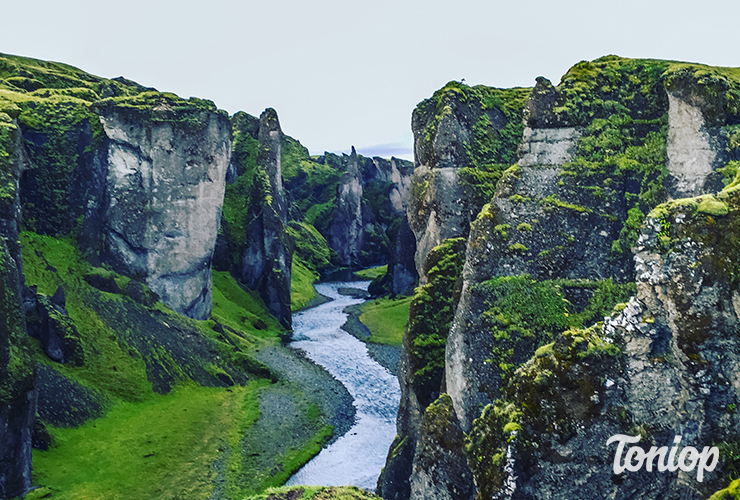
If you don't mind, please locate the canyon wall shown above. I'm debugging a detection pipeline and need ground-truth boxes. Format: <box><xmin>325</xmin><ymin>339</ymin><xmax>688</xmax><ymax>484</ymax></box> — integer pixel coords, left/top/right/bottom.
<box><xmin>382</xmin><ymin>57</ymin><xmax>740</xmax><ymax>500</ymax></box>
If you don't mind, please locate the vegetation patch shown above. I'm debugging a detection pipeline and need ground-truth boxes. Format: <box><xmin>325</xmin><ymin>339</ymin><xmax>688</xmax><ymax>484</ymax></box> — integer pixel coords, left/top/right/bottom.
<box><xmin>404</xmin><ymin>238</ymin><xmax>467</xmax><ymax>410</ymax></box>
<box><xmin>358</xmin><ymin>296</ymin><xmax>412</xmax><ymax>347</ymax></box>
<box><xmin>291</xmin><ymin>258</ymin><xmax>319</xmax><ymax>312</ymax></box>
<box><xmin>33</xmin><ymin>382</ymin><xmax>267</xmax><ymax>500</ymax></box>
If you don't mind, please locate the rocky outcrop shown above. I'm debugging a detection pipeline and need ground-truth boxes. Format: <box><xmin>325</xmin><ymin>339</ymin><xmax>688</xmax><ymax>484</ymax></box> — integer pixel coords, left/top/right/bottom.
<box><xmin>386</xmin><ymin>57</ymin><xmax>740</xmax><ymax>500</ymax></box>
<box><xmin>93</xmin><ymin>98</ymin><xmax>231</xmax><ymax>320</ymax></box>
<box><xmin>329</xmin><ymin>147</ymin><xmax>365</xmax><ymax>267</ymax></box>
<box><xmin>478</xmin><ymin>187</ymin><xmax>740</xmax><ymax>500</ymax></box>
<box><xmin>664</xmin><ymin>68</ymin><xmax>734</xmax><ymax>198</ymax></box>
<box><xmin>408</xmin><ymin>102</ymin><xmax>470</xmax><ymax>283</ymax></box>
<box><xmin>407</xmin><ymin>82</ymin><xmax>528</xmax><ymax>284</ymax></box>
<box><xmin>387</xmin><ymin>219</ymin><xmax>417</xmax><ymax>296</ymax></box>
<box><xmin>408</xmin><ymin>395</ymin><xmax>474</xmax><ymax>500</ymax></box>
<box><xmin>24</xmin><ymin>285</ymin><xmax>84</xmax><ymax>366</ymax></box>
<box><xmin>0</xmin><ymin>114</ymin><xmax>36</xmax><ymax>499</ymax></box>
<box><xmin>238</xmin><ymin>109</ymin><xmax>293</xmax><ymax>328</ymax></box>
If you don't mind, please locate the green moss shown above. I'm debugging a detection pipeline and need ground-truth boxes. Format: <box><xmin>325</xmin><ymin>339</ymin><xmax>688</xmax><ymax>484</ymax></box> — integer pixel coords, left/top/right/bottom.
<box><xmin>465</xmin><ymin>401</ymin><xmax>522</xmax><ymax>499</ymax></box>
<box><xmin>288</xmin><ymin>221</ymin><xmax>331</xmax><ymax>274</ymax></box>
<box><xmin>516</xmin><ymin>223</ymin><xmax>532</xmax><ymax>232</ymax></box>
<box><xmin>540</xmin><ymin>195</ymin><xmax>593</xmax><ymax>214</ymax></box>
<box><xmin>719</xmin><ymin>160</ymin><xmax>740</xmax><ymax>188</ymax></box>
<box><xmin>508</xmin><ymin>243</ymin><xmax>528</xmax><ymax>253</ymax></box>
<box><xmin>697</xmin><ymin>196</ymin><xmax>730</xmax><ymax>216</ymax></box>
<box><xmin>472</xmin><ymin>275</ymin><xmax>633</xmax><ymax>383</ymax></box>
<box><xmin>508</xmin><ymin>194</ymin><xmax>529</xmax><ymax>203</ymax></box>
<box><xmin>405</xmin><ymin>238</ymin><xmax>467</xmax><ymax>409</ymax></box>
<box><xmin>354</xmin><ymin>265</ymin><xmax>388</xmax><ymax>280</ymax></box>
<box><xmin>708</xmin><ymin>480</ymin><xmax>740</xmax><ymax>500</ymax></box>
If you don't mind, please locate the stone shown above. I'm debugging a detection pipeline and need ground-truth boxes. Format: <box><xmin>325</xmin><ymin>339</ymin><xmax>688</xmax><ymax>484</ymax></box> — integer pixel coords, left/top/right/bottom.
<box><xmin>95</xmin><ymin>100</ymin><xmax>231</xmax><ymax>320</ymax></box>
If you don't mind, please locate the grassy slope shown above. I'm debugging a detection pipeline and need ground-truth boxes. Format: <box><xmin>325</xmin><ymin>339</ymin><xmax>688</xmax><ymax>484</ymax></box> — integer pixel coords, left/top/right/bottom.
<box><xmin>291</xmin><ymin>258</ymin><xmax>319</xmax><ymax>312</ymax></box>
<box><xmin>353</xmin><ymin>265</ymin><xmax>387</xmax><ymax>281</ymax></box>
<box><xmin>20</xmin><ymin>233</ymin><xmax>333</xmax><ymax>500</ymax></box>
<box><xmin>244</xmin><ymin>486</ymin><xmax>380</xmax><ymax>500</ymax></box>
<box><xmin>357</xmin><ymin>296</ymin><xmax>412</xmax><ymax>347</ymax></box>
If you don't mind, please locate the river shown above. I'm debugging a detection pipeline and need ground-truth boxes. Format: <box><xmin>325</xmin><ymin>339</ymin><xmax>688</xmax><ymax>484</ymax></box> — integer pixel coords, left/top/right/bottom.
<box><xmin>285</xmin><ymin>281</ymin><xmax>401</xmax><ymax>490</ymax></box>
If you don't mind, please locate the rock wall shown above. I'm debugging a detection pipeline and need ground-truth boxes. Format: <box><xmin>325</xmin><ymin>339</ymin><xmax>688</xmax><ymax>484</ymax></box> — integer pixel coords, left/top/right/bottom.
<box><xmin>0</xmin><ymin>114</ymin><xmax>36</xmax><ymax>499</ymax></box>
<box><xmin>238</xmin><ymin>109</ymin><xmax>293</xmax><ymax>328</ymax></box>
<box><xmin>94</xmin><ymin>100</ymin><xmax>231</xmax><ymax>320</ymax></box>
<box><xmin>386</xmin><ymin>57</ymin><xmax>740</xmax><ymax>500</ymax></box>
<box><xmin>329</xmin><ymin>147</ymin><xmax>365</xmax><ymax>267</ymax></box>
<box><xmin>490</xmin><ymin>187</ymin><xmax>740</xmax><ymax>499</ymax></box>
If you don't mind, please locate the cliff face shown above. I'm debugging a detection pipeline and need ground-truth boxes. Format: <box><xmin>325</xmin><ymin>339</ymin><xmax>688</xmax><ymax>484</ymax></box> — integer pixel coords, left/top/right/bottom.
<box><xmin>329</xmin><ymin>147</ymin><xmax>365</xmax><ymax>267</ymax></box>
<box><xmin>477</xmin><ymin>186</ymin><xmax>740</xmax><ymax>500</ymax></box>
<box><xmin>94</xmin><ymin>97</ymin><xmax>231</xmax><ymax>320</ymax></box>
<box><xmin>385</xmin><ymin>57</ymin><xmax>740</xmax><ymax>500</ymax></box>
<box><xmin>238</xmin><ymin>109</ymin><xmax>292</xmax><ymax>328</ymax></box>
<box><xmin>0</xmin><ymin>113</ymin><xmax>36</xmax><ymax>499</ymax></box>
<box><xmin>407</xmin><ymin>83</ymin><xmax>530</xmax><ymax>283</ymax></box>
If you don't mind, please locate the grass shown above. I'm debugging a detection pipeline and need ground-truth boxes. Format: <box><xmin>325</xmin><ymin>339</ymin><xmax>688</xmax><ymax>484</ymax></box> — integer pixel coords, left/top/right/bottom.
<box><xmin>20</xmin><ymin>231</ymin><xmax>339</xmax><ymax>500</ymax></box>
<box><xmin>291</xmin><ymin>258</ymin><xmax>319</xmax><ymax>311</ymax></box>
<box><xmin>32</xmin><ymin>381</ymin><xmax>268</xmax><ymax>500</ymax></box>
<box><xmin>354</xmin><ymin>265</ymin><xmax>387</xmax><ymax>281</ymax></box>
<box><xmin>211</xmin><ymin>270</ymin><xmax>283</xmax><ymax>338</ymax></box>
<box><xmin>358</xmin><ymin>296</ymin><xmax>412</xmax><ymax>347</ymax></box>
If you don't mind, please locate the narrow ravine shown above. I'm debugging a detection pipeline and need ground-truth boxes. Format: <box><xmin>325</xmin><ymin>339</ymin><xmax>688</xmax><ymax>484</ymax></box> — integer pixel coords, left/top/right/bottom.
<box><xmin>285</xmin><ymin>281</ymin><xmax>401</xmax><ymax>490</ymax></box>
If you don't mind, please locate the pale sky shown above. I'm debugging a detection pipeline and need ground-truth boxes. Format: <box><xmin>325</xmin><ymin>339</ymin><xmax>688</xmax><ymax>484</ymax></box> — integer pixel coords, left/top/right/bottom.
<box><xmin>1</xmin><ymin>0</ymin><xmax>738</xmax><ymax>161</ymax></box>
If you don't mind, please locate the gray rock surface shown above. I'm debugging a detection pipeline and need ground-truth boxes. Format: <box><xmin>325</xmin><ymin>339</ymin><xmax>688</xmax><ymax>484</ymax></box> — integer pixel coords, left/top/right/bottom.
<box><xmin>329</xmin><ymin>147</ymin><xmax>365</xmax><ymax>267</ymax></box>
<box><xmin>238</xmin><ymin>109</ymin><xmax>293</xmax><ymax>328</ymax></box>
<box><xmin>96</xmin><ymin>104</ymin><xmax>231</xmax><ymax>319</ymax></box>
<box><xmin>0</xmin><ymin>116</ymin><xmax>36</xmax><ymax>499</ymax></box>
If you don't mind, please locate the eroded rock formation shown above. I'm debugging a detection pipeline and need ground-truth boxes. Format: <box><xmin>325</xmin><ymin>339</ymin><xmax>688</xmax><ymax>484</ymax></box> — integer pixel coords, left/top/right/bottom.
<box><xmin>95</xmin><ymin>100</ymin><xmax>231</xmax><ymax>319</ymax></box>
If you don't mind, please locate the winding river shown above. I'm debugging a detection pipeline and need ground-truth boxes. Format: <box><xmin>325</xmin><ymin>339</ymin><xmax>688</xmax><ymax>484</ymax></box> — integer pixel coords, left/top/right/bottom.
<box><xmin>285</xmin><ymin>281</ymin><xmax>400</xmax><ymax>490</ymax></box>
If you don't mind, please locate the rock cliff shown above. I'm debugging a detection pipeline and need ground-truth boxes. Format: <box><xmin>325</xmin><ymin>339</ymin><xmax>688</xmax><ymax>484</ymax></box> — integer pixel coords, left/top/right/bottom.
<box><xmin>383</xmin><ymin>57</ymin><xmax>740</xmax><ymax>500</ymax></box>
<box><xmin>237</xmin><ymin>109</ymin><xmax>293</xmax><ymax>328</ymax></box>
<box><xmin>93</xmin><ymin>95</ymin><xmax>231</xmax><ymax>320</ymax></box>
<box><xmin>329</xmin><ymin>147</ymin><xmax>365</xmax><ymax>267</ymax></box>
<box><xmin>0</xmin><ymin>112</ymin><xmax>36</xmax><ymax>499</ymax></box>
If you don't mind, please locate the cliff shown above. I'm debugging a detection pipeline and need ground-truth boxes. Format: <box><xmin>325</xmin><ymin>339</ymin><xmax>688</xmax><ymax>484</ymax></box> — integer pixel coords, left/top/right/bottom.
<box><xmin>383</xmin><ymin>57</ymin><xmax>740</xmax><ymax>500</ymax></box>
<box><xmin>92</xmin><ymin>94</ymin><xmax>231</xmax><ymax>319</ymax></box>
<box><xmin>219</xmin><ymin>109</ymin><xmax>293</xmax><ymax>328</ymax></box>
<box><xmin>0</xmin><ymin>109</ymin><xmax>36</xmax><ymax>498</ymax></box>
<box><xmin>0</xmin><ymin>53</ymin><xmax>334</xmax><ymax>499</ymax></box>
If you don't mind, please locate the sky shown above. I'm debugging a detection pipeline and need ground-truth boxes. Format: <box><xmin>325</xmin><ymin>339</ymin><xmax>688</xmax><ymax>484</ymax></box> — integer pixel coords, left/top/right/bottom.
<box><xmin>1</xmin><ymin>0</ymin><xmax>738</xmax><ymax>161</ymax></box>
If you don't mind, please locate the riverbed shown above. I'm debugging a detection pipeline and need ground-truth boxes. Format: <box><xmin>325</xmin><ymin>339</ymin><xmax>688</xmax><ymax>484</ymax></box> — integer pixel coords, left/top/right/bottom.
<box><xmin>285</xmin><ymin>281</ymin><xmax>400</xmax><ymax>490</ymax></box>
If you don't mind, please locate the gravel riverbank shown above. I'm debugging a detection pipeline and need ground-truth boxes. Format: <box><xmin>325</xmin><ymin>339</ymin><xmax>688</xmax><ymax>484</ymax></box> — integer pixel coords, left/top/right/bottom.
<box><xmin>255</xmin><ymin>344</ymin><xmax>356</xmax><ymax>444</ymax></box>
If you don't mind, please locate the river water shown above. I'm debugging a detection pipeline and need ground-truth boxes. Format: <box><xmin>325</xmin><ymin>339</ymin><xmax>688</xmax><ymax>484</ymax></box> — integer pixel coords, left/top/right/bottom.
<box><xmin>285</xmin><ymin>281</ymin><xmax>400</xmax><ymax>490</ymax></box>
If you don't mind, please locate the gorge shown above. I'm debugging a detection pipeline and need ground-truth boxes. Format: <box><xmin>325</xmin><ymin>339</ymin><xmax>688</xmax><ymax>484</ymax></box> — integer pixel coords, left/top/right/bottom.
<box><xmin>2</xmin><ymin>52</ymin><xmax>740</xmax><ymax>500</ymax></box>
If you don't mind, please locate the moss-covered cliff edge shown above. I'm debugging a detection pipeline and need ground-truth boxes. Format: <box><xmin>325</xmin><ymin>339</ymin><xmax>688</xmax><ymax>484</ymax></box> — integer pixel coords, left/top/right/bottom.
<box><xmin>382</xmin><ymin>56</ymin><xmax>740</xmax><ymax>500</ymax></box>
